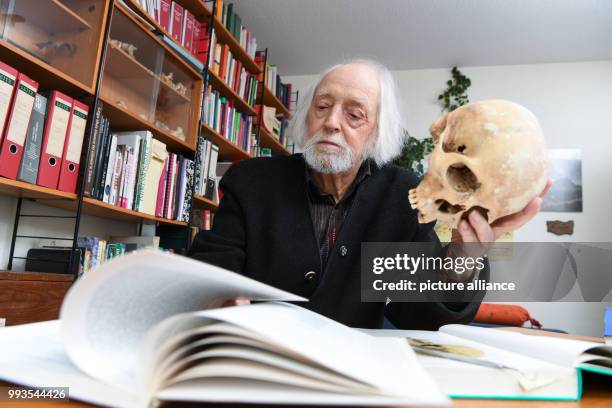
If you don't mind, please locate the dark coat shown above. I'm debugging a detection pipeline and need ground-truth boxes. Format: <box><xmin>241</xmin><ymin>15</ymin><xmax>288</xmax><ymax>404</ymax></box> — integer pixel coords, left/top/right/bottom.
<box><xmin>188</xmin><ymin>154</ymin><xmax>483</xmax><ymax>329</ymax></box>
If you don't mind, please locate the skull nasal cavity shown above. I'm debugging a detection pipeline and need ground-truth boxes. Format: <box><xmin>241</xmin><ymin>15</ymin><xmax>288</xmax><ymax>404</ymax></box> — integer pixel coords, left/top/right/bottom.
<box><xmin>446</xmin><ymin>163</ymin><xmax>480</xmax><ymax>193</ymax></box>
<box><xmin>435</xmin><ymin>199</ymin><xmax>465</xmax><ymax>214</ymax></box>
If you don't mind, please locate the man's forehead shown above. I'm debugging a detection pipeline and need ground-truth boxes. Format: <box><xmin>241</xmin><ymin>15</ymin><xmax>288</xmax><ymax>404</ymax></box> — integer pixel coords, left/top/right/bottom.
<box><xmin>314</xmin><ymin>65</ymin><xmax>380</xmax><ymax>105</ymax></box>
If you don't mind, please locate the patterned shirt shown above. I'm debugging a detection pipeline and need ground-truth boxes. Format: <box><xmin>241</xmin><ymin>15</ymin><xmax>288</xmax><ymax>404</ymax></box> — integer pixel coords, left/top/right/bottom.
<box><xmin>304</xmin><ymin>158</ymin><xmax>372</xmax><ymax>271</ymax></box>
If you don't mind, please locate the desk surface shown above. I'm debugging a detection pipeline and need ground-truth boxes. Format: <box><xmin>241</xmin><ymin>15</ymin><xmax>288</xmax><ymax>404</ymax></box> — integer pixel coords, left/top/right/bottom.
<box><xmin>1</xmin><ymin>371</ymin><xmax>610</xmax><ymax>408</ymax></box>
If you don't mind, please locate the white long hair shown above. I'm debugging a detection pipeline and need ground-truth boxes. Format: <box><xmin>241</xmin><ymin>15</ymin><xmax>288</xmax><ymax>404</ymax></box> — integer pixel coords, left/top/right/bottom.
<box><xmin>289</xmin><ymin>59</ymin><xmax>407</xmax><ymax>166</ymax></box>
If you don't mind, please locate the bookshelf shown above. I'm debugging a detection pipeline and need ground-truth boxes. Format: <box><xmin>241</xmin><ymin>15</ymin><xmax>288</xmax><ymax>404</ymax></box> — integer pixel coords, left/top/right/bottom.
<box><xmin>0</xmin><ymin>178</ymin><xmax>77</xmax><ymax>201</ymax></box>
<box><xmin>202</xmin><ymin>123</ymin><xmax>250</xmax><ymax>161</ymax></box>
<box><xmin>36</xmin><ymin>197</ymin><xmax>188</xmax><ymax>226</ymax></box>
<box><xmin>0</xmin><ymin>0</ymin><xmax>110</xmax><ymax>95</ymax></box>
<box><xmin>259</xmin><ymin>126</ymin><xmax>290</xmax><ymax>157</ymax></box>
<box><xmin>0</xmin><ymin>0</ymin><xmax>297</xmax><ymax>272</ymax></box>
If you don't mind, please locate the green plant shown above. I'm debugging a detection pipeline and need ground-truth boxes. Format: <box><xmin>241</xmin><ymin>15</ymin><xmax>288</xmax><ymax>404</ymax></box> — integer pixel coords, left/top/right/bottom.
<box><xmin>438</xmin><ymin>66</ymin><xmax>471</xmax><ymax>112</ymax></box>
<box><xmin>393</xmin><ymin>132</ymin><xmax>434</xmax><ymax>178</ymax></box>
<box><xmin>394</xmin><ymin>66</ymin><xmax>472</xmax><ymax>177</ymax></box>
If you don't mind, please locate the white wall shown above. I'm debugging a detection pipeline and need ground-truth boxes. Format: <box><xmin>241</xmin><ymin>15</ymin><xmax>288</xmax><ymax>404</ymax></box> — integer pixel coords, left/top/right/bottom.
<box><xmin>286</xmin><ymin>60</ymin><xmax>612</xmax><ymax>336</ymax></box>
<box><xmin>0</xmin><ymin>196</ymin><xmax>137</xmax><ymax>271</ymax></box>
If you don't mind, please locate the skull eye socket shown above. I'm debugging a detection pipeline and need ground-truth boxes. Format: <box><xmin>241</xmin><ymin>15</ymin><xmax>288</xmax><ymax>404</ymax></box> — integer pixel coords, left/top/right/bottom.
<box><xmin>446</xmin><ymin>163</ymin><xmax>480</xmax><ymax>193</ymax></box>
<box><xmin>435</xmin><ymin>199</ymin><xmax>465</xmax><ymax>214</ymax></box>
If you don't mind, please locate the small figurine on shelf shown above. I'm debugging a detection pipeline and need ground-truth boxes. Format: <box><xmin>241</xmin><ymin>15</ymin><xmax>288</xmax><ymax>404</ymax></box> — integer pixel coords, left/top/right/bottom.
<box><xmin>170</xmin><ymin>127</ymin><xmax>185</xmax><ymax>140</ymax></box>
<box><xmin>36</xmin><ymin>41</ymin><xmax>77</xmax><ymax>59</ymax></box>
<box><xmin>109</xmin><ymin>39</ymin><xmax>137</xmax><ymax>58</ymax></box>
<box><xmin>155</xmin><ymin>119</ymin><xmax>170</xmax><ymax>131</ymax></box>
<box><xmin>161</xmin><ymin>71</ymin><xmax>188</xmax><ymax>97</ymax></box>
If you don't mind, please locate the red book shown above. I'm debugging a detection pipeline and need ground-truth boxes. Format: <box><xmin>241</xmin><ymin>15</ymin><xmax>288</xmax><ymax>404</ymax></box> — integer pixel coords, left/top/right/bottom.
<box><xmin>182</xmin><ymin>10</ymin><xmax>194</xmax><ymax>51</ymax></box>
<box><xmin>155</xmin><ymin>157</ymin><xmax>169</xmax><ymax>217</ymax></box>
<box><xmin>0</xmin><ymin>61</ymin><xmax>19</xmax><ymax>149</ymax></box>
<box><xmin>219</xmin><ymin>45</ymin><xmax>229</xmax><ymax>81</ymax></box>
<box><xmin>58</xmin><ymin>100</ymin><xmax>89</xmax><ymax>193</ymax></box>
<box><xmin>0</xmin><ymin>72</ymin><xmax>38</xmax><ymax>179</ymax></box>
<box><xmin>37</xmin><ymin>91</ymin><xmax>73</xmax><ymax>189</ymax></box>
<box><xmin>159</xmin><ymin>0</ymin><xmax>171</xmax><ymax>32</ymax></box>
<box><xmin>191</xmin><ymin>20</ymin><xmax>201</xmax><ymax>56</ymax></box>
<box><xmin>169</xmin><ymin>2</ymin><xmax>184</xmax><ymax>43</ymax></box>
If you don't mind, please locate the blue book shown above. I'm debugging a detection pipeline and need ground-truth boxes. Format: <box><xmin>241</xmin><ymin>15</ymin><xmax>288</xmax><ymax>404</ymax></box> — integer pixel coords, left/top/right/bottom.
<box><xmin>605</xmin><ymin>307</ymin><xmax>612</xmax><ymax>339</ymax></box>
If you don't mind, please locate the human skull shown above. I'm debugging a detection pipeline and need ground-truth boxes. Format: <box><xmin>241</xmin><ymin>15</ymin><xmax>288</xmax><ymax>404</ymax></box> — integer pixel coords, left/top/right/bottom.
<box><xmin>408</xmin><ymin>100</ymin><xmax>548</xmax><ymax>228</ymax></box>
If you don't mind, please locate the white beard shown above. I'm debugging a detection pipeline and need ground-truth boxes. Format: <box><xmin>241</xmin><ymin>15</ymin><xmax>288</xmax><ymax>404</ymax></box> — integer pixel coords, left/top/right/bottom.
<box><xmin>302</xmin><ymin>132</ymin><xmax>356</xmax><ymax>174</ymax></box>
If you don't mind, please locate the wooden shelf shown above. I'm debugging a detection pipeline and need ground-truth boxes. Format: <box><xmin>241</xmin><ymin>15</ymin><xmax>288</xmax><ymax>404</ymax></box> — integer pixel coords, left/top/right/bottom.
<box><xmin>82</xmin><ymin>198</ymin><xmax>188</xmax><ymax>225</ymax></box>
<box><xmin>0</xmin><ymin>39</ymin><xmax>94</xmax><ymax>97</ymax></box>
<box><xmin>35</xmin><ymin>196</ymin><xmax>188</xmax><ymax>226</ymax></box>
<box><xmin>258</xmin><ymin>126</ymin><xmax>291</xmax><ymax>156</ymax></box>
<box><xmin>100</xmin><ymin>95</ymin><xmax>196</xmax><ymax>152</ymax></box>
<box><xmin>27</xmin><ymin>0</ymin><xmax>93</xmax><ymax>32</ymax></box>
<box><xmin>212</xmin><ymin>17</ymin><xmax>260</xmax><ymax>74</ymax></box>
<box><xmin>0</xmin><ymin>177</ymin><xmax>77</xmax><ymax>200</ymax></box>
<box><xmin>193</xmin><ymin>195</ymin><xmax>219</xmax><ymax>211</ymax></box>
<box><xmin>208</xmin><ymin>69</ymin><xmax>256</xmax><ymax>116</ymax></box>
<box><xmin>260</xmin><ymin>84</ymin><xmax>291</xmax><ymax>118</ymax></box>
<box><xmin>202</xmin><ymin>123</ymin><xmax>251</xmax><ymax>161</ymax></box>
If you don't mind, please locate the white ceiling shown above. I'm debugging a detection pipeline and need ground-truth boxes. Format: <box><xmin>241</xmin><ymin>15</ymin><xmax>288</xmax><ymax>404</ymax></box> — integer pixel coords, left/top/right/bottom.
<box><xmin>232</xmin><ymin>0</ymin><xmax>612</xmax><ymax>76</ymax></box>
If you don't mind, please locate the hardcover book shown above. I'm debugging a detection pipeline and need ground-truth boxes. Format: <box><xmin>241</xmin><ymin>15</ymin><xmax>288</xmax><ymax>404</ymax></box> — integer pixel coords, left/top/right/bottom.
<box><xmin>17</xmin><ymin>93</ymin><xmax>47</xmax><ymax>184</ymax></box>
<box><xmin>0</xmin><ymin>251</ymin><xmax>448</xmax><ymax>407</ymax></box>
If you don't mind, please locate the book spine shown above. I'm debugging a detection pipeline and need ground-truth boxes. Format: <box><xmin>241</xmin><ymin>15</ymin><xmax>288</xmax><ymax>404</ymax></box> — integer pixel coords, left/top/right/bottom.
<box><xmin>159</xmin><ymin>0</ymin><xmax>171</xmax><ymax>31</ymax></box>
<box><xmin>83</xmin><ymin>102</ymin><xmax>103</xmax><ymax>197</ymax></box>
<box><xmin>102</xmin><ymin>135</ymin><xmax>118</xmax><ymax>203</ymax></box>
<box><xmin>110</xmin><ymin>146</ymin><xmax>123</xmax><ymax>205</ymax></box>
<box><xmin>96</xmin><ymin>122</ymin><xmax>113</xmax><ymax>199</ymax></box>
<box><xmin>17</xmin><ymin>93</ymin><xmax>47</xmax><ymax>184</ymax></box>
<box><xmin>0</xmin><ymin>61</ymin><xmax>18</xmax><ymax>145</ymax></box>
<box><xmin>92</xmin><ymin>117</ymin><xmax>109</xmax><ymax>198</ymax></box>
<box><xmin>155</xmin><ymin>157</ymin><xmax>169</xmax><ymax>217</ymax></box>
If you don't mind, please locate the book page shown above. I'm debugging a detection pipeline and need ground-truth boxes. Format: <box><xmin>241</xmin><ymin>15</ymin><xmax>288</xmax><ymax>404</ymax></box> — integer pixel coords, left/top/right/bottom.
<box><xmin>140</xmin><ymin>302</ymin><xmax>447</xmax><ymax>405</ymax></box>
<box><xmin>60</xmin><ymin>250</ymin><xmax>305</xmax><ymax>393</ymax></box>
<box><xmin>0</xmin><ymin>321</ymin><xmax>142</xmax><ymax>408</ymax></box>
<box><xmin>440</xmin><ymin>324</ymin><xmax>602</xmax><ymax>368</ymax></box>
<box><xmin>365</xmin><ymin>329</ymin><xmax>573</xmax><ymax>392</ymax></box>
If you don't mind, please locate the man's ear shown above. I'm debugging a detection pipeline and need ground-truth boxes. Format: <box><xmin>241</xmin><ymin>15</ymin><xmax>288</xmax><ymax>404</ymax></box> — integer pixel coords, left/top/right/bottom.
<box><xmin>429</xmin><ymin>113</ymin><xmax>448</xmax><ymax>144</ymax></box>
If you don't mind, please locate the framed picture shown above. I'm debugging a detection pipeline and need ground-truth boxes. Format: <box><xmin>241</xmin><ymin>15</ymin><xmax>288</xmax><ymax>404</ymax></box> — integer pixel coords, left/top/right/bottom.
<box><xmin>542</xmin><ymin>149</ymin><xmax>583</xmax><ymax>212</ymax></box>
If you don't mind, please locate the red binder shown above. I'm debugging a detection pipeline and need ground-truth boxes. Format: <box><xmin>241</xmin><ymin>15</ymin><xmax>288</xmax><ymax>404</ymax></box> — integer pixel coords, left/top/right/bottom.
<box><xmin>58</xmin><ymin>99</ymin><xmax>89</xmax><ymax>193</ymax></box>
<box><xmin>0</xmin><ymin>61</ymin><xmax>19</xmax><ymax>149</ymax></box>
<box><xmin>37</xmin><ymin>91</ymin><xmax>73</xmax><ymax>189</ymax></box>
<box><xmin>0</xmin><ymin>72</ymin><xmax>38</xmax><ymax>179</ymax></box>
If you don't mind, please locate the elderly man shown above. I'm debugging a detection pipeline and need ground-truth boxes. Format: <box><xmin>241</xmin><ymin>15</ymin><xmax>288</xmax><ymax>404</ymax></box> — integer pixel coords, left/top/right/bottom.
<box><xmin>188</xmin><ymin>60</ymin><xmax>549</xmax><ymax>329</ymax></box>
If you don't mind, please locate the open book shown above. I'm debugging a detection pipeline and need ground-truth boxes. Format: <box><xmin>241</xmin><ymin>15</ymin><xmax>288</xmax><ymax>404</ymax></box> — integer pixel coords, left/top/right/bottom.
<box><xmin>0</xmin><ymin>250</ymin><xmax>448</xmax><ymax>407</ymax></box>
<box><xmin>366</xmin><ymin>324</ymin><xmax>612</xmax><ymax>400</ymax></box>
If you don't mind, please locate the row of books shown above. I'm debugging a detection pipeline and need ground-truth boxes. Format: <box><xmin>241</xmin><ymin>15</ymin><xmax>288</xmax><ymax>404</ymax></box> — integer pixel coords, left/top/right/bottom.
<box><xmin>0</xmin><ymin>61</ymin><xmax>88</xmax><ymax>193</ymax></box>
<box><xmin>256</xmin><ymin>52</ymin><xmax>293</xmax><ymax>110</ymax></box>
<box><xmin>83</xmin><ymin>104</ymin><xmax>194</xmax><ymax>222</ymax></box>
<box><xmin>213</xmin><ymin>0</ymin><xmax>258</xmax><ymax>59</ymax></box>
<box><xmin>260</xmin><ymin>105</ymin><xmax>291</xmax><ymax>149</ymax></box>
<box><xmin>135</xmin><ymin>0</ymin><xmax>202</xmax><ymax>60</ymax></box>
<box><xmin>77</xmin><ymin>235</ymin><xmax>160</xmax><ymax>274</ymax></box>
<box><xmin>198</xmin><ymin>24</ymin><xmax>258</xmax><ymax>106</ymax></box>
<box><xmin>202</xmin><ymin>85</ymin><xmax>256</xmax><ymax>155</ymax></box>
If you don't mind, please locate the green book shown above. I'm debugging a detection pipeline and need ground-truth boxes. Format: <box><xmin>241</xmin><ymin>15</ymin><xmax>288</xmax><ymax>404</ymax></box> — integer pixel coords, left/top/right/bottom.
<box><xmin>364</xmin><ymin>324</ymin><xmax>612</xmax><ymax>401</ymax></box>
<box><xmin>234</xmin><ymin>14</ymin><xmax>241</xmax><ymax>40</ymax></box>
<box><xmin>226</xmin><ymin>3</ymin><xmax>233</xmax><ymax>32</ymax></box>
